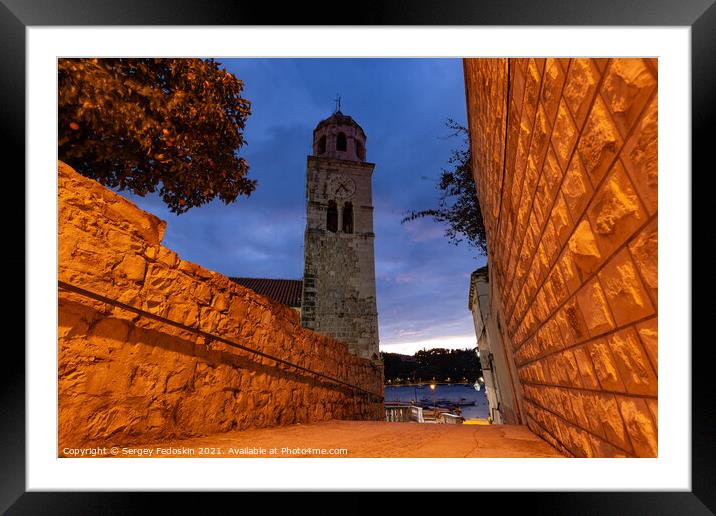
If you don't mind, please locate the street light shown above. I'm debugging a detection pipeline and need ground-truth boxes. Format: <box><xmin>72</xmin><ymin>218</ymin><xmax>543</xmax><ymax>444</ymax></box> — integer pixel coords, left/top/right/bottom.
<box><xmin>429</xmin><ymin>383</ymin><xmax>436</xmax><ymax>410</ymax></box>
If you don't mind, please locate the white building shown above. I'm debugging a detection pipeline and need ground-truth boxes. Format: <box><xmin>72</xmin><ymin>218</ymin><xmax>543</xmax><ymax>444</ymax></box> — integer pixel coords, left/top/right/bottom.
<box><xmin>468</xmin><ymin>266</ymin><xmax>525</xmax><ymax>425</ymax></box>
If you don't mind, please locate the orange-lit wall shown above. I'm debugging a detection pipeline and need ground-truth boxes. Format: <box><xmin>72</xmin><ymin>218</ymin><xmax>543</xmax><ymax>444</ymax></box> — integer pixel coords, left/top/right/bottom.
<box><xmin>464</xmin><ymin>58</ymin><xmax>657</xmax><ymax>457</ymax></box>
<box><xmin>58</xmin><ymin>162</ymin><xmax>383</xmax><ymax>452</ymax></box>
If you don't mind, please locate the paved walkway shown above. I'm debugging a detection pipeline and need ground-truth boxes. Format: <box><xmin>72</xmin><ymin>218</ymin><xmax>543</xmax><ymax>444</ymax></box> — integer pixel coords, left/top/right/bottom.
<box><xmin>111</xmin><ymin>420</ymin><xmax>563</xmax><ymax>458</ymax></box>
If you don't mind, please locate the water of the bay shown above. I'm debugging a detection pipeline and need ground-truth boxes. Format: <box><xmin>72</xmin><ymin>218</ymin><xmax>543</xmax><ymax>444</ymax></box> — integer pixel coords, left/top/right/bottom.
<box><xmin>384</xmin><ymin>383</ymin><xmax>489</xmax><ymax>419</ymax></box>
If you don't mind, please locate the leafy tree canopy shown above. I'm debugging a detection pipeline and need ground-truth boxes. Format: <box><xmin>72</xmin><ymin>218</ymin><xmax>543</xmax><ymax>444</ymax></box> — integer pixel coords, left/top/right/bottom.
<box><xmin>402</xmin><ymin>119</ymin><xmax>487</xmax><ymax>255</ymax></box>
<box><xmin>58</xmin><ymin>58</ymin><xmax>255</xmax><ymax>214</ymax></box>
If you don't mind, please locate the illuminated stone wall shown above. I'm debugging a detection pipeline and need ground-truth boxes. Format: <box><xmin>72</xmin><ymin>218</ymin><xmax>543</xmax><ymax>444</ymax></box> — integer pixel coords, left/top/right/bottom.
<box><xmin>464</xmin><ymin>58</ymin><xmax>657</xmax><ymax>457</ymax></box>
<box><xmin>58</xmin><ymin>162</ymin><xmax>383</xmax><ymax>452</ymax></box>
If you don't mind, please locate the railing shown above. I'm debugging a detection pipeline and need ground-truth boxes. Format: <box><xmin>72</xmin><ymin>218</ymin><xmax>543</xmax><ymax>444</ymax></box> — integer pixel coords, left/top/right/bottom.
<box><xmin>384</xmin><ymin>404</ymin><xmax>426</xmax><ymax>423</ymax></box>
<box><xmin>58</xmin><ymin>280</ymin><xmax>384</xmax><ymax>403</ymax></box>
<box><xmin>385</xmin><ymin>404</ymin><xmax>412</xmax><ymax>422</ymax></box>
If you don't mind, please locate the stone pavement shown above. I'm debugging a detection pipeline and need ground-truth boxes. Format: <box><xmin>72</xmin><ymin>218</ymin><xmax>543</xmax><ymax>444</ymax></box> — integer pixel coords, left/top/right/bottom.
<box><xmin>107</xmin><ymin>420</ymin><xmax>564</xmax><ymax>458</ymax></box>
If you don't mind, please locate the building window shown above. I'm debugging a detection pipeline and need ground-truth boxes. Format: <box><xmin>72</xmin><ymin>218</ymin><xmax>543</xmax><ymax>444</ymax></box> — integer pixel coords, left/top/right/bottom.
<box><xmin>355</xmin><ymin>139</ymin><xmax>365</xmax><ymax>160</ymax></box>
<box><xmin>318</xmin><ymin>135</ymin><xmax>326</xmax><ymax>154</ymax></box>
<box><xmin>327</xmin><ymin>200</ymin><xmax>338</xmax><ymax>232</ymax></box>
<box><xmin>336</xmin><ymin>132</ymin><xmax>347</xmax><ymax>151</ymax></box>
<box><xmin>342</xmin><ymin>202</ymin><xmax>353</xmax><ymax>233</ymax></box>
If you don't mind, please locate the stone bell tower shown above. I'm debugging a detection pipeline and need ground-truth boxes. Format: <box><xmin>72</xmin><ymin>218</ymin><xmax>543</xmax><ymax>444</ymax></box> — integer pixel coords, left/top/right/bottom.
<box><xmin>300</xmin><ymin>110</ymin><xmax>379</xmax><ymax>362</ymax></box>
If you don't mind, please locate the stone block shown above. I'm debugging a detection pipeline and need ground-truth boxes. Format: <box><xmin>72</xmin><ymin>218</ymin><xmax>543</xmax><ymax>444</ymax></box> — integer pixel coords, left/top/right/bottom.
<box><xmin>598</xmin><ymin>248</ymin><xmax>655</xmax><ymax>326</ymax></box>
<box><xmin>606</xmin><ymin>327</ymin><xmax>657</xmax><ymax>396</ymax></box>
<box><xmin>532</xmin><ymin>185</ymin><xmax>547</xmax><ymax>229</ymax></box>
<box><xmin>568</xmin><ymin>219</ymin><xmax>602</xmax><ymax>278</ymax></box>
<box><xmin>628</xmin><ymin>218</ymin><xmax>658</xmax><ymax>306</ymax></box>
<box><xmin>144</xmin><ymin>245</ymin><xmax>160</xmax><ymax>261</ymax></box>
<box><xmin>577</xmin><ymin>95</ymin><xmax>623</xmax><ymax>186</ymax></box>
<box><xmin>530</xmin><ymin>104</ymin><xmax>552</xmax><ymax>169</ymax></box>
<box><xmin>588</xmin><ymin>337</ymin><xmax>626</xmax><ymax>392</ymax></box>
<box><xmin>621</xmin><ymin>94</ymin><xmax>658</xmax><ymax>215</ymax></box>
<box><xmin>550</xmin><ymin>196</ymin><xmax>572</xmax><ymax>248</ymax></box>
<box><xmin>525</xmin><ymin>270</ymin><xmax>539</xmax><ymax>303</ymax></box>
<box><xmin>551</xmin><ymin>99</ymin><xmax>578</xmax><ymax>171</ymax></box>
<box><xmin>535</xmin><ymin>243</ymin><xmax>551</xmax><ymax>286</ymax></box>
<box><xmin>212</xmin><ymin>293</ymin><xmax>229</xmax><ymax>313</ymax></box>
<box><xmin>559</xmin><ymin>297</ymin><xmax>590</xmax><ymax>344</ymax></box>
<box><xmin>573</xmin><ymin>345</ymin><xmax>600</xmax><ymax>389</ymax></box>
<box><xmin>544</xmin><ymin>146</ymin><xmax>563</xmax><ymax>197</ymax></box>
<box><xmin>193</xmin><ymin>283</ymin><xmax>213</xmax><ymax>305</ymax></box>
<box><xmin>511</xmin><ymin>62</ymin><xmax>526</xmax><ymax>107</ymax></box>
<box><xmin>562</xmin><ymin>154</ymin><xmax>594</xmax><ymax>221</ymax></box>
<box><xmin>541</xmin><ymin>58</ymin><xmax>567</xmax><ymax>123</ymax></box>
<box><xmin>533</xmin><ymin>289</ymin><xmax>549</xmax><ymax>324</ymax></box>
<box><xmin>548</xmin><ymin>266</ymin><xmax>568</xmax><ymax>306</ymax></box>
<box><xmin>636</xmin><ymin>317</ymin><xmax>658</xmax><ymax>374</ymax></box>
<box><xmin>587</xmin><ymin>161</ymin><xmax>647</xmax><ymax>258</ymax></box>
<box><xmin>524</xmin><ymin>59</ymin><xmax>542</xmax><ymax>117</ymax></box>
<box><xmin>588</xmin><ymin>434</ymin><xmax>628</xmax><ymax>458</ymax></box>
<box><xmin>617</xmin><ymin>396</ymin><xmax>658</xmax><ymax>457</ymax></box>
<box><xmin>563</xmin><ymin>58</ymin><xmax>600</xmax><ymax>126</ymax></box>
<box><xmin>156</xmin><ymin>247</ymin><xmax>179</xmax><ymax>268</ymax></box>
<box><xmin>580</xmin><ymin>391</ymin><xmax>607</xmax><ymax>439</ymax></box>
<box><xmin>596</xmin><ymin>393</ymin><xmax>632</xmax><ymax>452</ymax></box>
<box><xmin>646</xmin><ymin>399</ymin><xmax>658</xmax><ymax>427</ymax></box>
<box><xmin>601</xmin><ymin>59</ymin><xmax>657</xmax><ymax>138</ymax></box>
<box><xmin>107</xmin><ymin>229</ymin><xmax>140</xmax><ymax>251</ymax></box>
<box><xmin>568</xmin><ymin>390</ymin><xmax>589</xmax><ymax>429</ymax></box>
<box><xmin>568</xmin><ymin>423</ymin><xmax>596</xmax><ymax>458</ymax></box>
<box><xmin>115</xmin><ymin>253</ymin><xmax>146</xmax><ymax>283</ymax></box>
<box><xmin>562</xmin><ymin>350</ymin><xmax>582</xmax><ymax>387</ymax></box>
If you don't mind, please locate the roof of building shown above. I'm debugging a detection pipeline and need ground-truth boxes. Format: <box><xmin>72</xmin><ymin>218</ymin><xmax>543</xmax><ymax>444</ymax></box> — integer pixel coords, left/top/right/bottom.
<box><xmin>468</xmin><ymin>265</ymin><xmax>489</xmax><ymax>310</ymax></box>
<box><xmin>314</xmin><ymin>110</ymin><xmax>366</xmax><ymax>138</ymax></box>
<box><xmin>229</xmin><ymin>277</ymin><xmax>303</xmax><ymax>308</ymax></box>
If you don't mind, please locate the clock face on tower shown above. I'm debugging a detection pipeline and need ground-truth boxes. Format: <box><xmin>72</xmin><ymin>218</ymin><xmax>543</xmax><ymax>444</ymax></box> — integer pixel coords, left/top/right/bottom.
<box><xmin>327</xmin><ymin>175</ymin><xmax>356</xmax><ymax>200</ymax></box>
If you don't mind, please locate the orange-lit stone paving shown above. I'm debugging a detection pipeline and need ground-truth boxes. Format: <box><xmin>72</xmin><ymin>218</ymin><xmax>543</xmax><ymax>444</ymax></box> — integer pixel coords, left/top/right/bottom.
<box><xmin>75</xmin><ymin>421</ymin><xmax>563</xmax><ymax>458</ymax></box>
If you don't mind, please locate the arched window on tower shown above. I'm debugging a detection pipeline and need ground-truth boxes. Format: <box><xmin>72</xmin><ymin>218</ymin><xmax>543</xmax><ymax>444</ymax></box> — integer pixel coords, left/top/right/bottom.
<box><xmin>317</xmin><ymin>135</ymin><xmax>326</xmax><ymax>154</ymax></box>
<box><xmin>336</xmin><ymin>132</ymin><xmax>347</xmax><ymax>151</ymax></box>
<box><xmin>342</xmin><ymin>202</ymin><xmax>353</xmax><ymax>234</ymax></box>
<box><xmin>327</xmin><ymin>201</ymin><xmax>338</xmax><ymax>232</ymax></box>
<box><xmin>355</xmin><ymin>139</ymin><xmax>365</xmax><ymax>161</ymax></box>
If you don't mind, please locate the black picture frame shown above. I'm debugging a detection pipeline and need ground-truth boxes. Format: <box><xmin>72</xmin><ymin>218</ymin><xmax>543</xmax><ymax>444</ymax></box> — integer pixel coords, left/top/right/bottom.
<box><xmin>4</xmin><ymin>0</ymin><xmax>712</xmax><ymax>512</ymax></box>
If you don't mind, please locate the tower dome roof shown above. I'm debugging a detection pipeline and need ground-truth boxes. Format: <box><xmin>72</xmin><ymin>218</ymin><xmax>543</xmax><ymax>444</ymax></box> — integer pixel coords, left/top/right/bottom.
<box><xmin>314</xmin><ymin>111</ymin><xmax>366</xmax><ymax>139</ymax></box>
<box><xmin>312</xmin><ymin>110</ymin><xmax>368</xmax><ymax>162</ymax></box>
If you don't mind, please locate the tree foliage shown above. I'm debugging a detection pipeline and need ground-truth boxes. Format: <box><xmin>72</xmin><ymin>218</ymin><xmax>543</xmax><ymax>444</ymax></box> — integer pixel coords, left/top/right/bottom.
<box><xmin>58</xmin><ymin>58</ymin><xmax>255</xmax><ymax>214</ymax></box>
<box><xmin>402</xmin><ymin>119</ymin><xmax>487</xmax><ymax>255</ymax></box>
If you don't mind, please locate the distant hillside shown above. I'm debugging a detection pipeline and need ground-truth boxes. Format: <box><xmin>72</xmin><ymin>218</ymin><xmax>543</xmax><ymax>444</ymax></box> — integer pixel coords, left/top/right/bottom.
<box><xmin>380</xmin><ymin>348</ymin><xmax>481</xmax><ymax>384</ymax></box>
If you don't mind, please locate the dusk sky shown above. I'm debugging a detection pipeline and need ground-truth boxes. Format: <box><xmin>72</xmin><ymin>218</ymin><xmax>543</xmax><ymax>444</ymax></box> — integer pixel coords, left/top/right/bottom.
<box><xmin>123</xmin><ymin>58</ymin><xmax>488</xmax><ymax>355</ymax></box>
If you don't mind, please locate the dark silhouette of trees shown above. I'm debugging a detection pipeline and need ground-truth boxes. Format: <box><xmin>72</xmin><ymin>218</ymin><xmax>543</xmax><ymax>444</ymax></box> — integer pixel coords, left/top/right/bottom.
<box><xmin>381</xmin><ymin>348</ymin><xmax>482</xmax><ymax>384</ymax></box>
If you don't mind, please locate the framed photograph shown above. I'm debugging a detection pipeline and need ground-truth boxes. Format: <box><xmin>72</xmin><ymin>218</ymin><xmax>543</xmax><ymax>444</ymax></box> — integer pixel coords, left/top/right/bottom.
<box><xmin>7</xmin><ymin>0</ymin><xmax>711</xmax><ymax>512</ymax></box>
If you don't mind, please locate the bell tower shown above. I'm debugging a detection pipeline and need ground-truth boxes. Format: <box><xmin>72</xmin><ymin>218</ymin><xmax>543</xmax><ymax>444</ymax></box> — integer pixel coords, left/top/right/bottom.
<box><xmin>300</xmin><ymin>110</ymin><xmax>379</xmax><ymax>362</ymax></box>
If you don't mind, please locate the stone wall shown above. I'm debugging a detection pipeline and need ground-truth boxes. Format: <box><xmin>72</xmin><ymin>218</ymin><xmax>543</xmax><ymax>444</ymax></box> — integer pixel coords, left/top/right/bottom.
<box><xmin>58</xmin><ymin>161</ymin><xmax>383</xmax><ymax>451</ymax></box>
<box><xmin>464</xmin><ymin>58</ymin><xmax>657</xmax><ymax>457</ymax></box>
